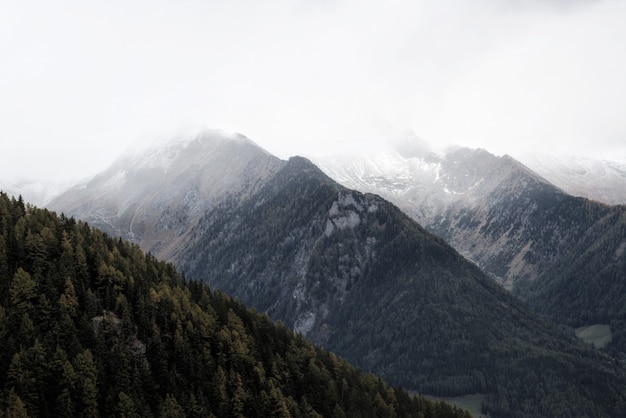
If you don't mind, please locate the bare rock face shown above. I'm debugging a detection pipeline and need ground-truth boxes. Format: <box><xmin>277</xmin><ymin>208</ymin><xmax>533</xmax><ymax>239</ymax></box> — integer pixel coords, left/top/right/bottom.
<box><xmin>311</xmin><ymin>145</ymin><xmax>566</xmax><ymax>288</ymax></box>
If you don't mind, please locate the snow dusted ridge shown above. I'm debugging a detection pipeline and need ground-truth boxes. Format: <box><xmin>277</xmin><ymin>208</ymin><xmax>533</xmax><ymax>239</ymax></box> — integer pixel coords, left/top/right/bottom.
<box><xmin>311</xmin><ymin>133</ymin><xmax>626</xmax><ymax>209</ymax></box>
<box><xmin>1</xmin><ymin>129</ymin><xmax>266</xmax><ymax>208</ymax></box>
<box><xmin>518</xmin><ymin>153</ymin><xmax>626</xmax><ymax>205</ymax></box>
<box><xmin>311</xmin><ymin>147</ymin><xmax>440</xmax><ymax>201</ymax></box>
<box><xmin>309</xmin><ymin>132</ymin><xmax>626</xmax><ymax>289</ymax></box>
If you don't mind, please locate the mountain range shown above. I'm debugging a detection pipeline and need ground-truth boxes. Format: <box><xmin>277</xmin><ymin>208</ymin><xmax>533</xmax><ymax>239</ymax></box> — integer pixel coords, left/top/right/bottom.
<box><xmin>46</xmin><ymin>131</ymin><xmax>626</xmax><ymax>417</ymax></box>
<box><xmin>310</xmin><ymin>135</ymin><xmax>626</xmax><ymax>356</ymax></box>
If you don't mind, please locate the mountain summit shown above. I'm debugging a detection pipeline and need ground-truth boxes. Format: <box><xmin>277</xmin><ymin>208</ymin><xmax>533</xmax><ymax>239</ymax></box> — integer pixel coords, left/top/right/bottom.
<box><xmin>49</xmin><ymin>130</ymin><xmax>285</xmax><ymax>261</ymax></box>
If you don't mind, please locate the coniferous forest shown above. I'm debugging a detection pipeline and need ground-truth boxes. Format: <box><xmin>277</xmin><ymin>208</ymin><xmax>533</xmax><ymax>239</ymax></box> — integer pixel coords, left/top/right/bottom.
<box><xmin>0</xmin><ymin>192</ymin><xmax>470</xmax><ymax>417</ymax></box>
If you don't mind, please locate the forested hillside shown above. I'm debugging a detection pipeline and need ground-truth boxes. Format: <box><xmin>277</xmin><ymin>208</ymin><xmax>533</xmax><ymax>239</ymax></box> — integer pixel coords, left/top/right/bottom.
<box><xmin>177</xmin><ymin>157</ymin><xmax>626</xmax><ymax>417</ymax></box>
<box><xmin>515</xmin><ymin>201</ymin><xmax>626</xmax><ymax>357</ymax></box>
<box><xmin>0</xmin><ymin>192</ymin><xmax>469</xmax><ymax>417</ymax></box>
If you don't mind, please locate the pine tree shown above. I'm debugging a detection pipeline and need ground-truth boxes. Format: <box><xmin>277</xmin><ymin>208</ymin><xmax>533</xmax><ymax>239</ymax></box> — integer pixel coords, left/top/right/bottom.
<box><xmin>55</xmin><ymin>360</ymin><xmax>77</xmax><ymax>417</ymax></box>
<box><xmin>74</xmin><ymin>349</ymin><xmax>99</xmax><ymax>418</ymax></box>
<box><xmin>6</xmin><ymin>389</ymin><xmax>30</xmax><ymax>418</ymax></box>
<box><xmin>9</xmin><ymin>268</ymin><xmax>36</xmax><ymax>312</ymax></box>
<box><xmin>116</xmin><ymin>392</ymin><xmax>140</xmax><ymax>418</ymax></box>
<box><xmin>161</xmin><ymin>394</ymin><xmax>185</xmax><ymax>418</ymax></box>
<box><xmin>59</xmin><ymin>276</ymin><xmax>79</xmax><ymax>317</ymax></box>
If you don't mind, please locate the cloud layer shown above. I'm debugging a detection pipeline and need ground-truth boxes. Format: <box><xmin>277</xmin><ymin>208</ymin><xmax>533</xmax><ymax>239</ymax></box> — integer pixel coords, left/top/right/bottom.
<box><xmin>1</xmin><ymin>0</ymin><xmax>625</xmax><ymax>181</ymax></box>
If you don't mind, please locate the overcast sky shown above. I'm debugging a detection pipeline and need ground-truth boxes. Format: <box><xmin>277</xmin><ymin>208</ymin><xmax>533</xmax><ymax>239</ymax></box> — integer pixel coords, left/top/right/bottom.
<box><xmin>2</xmin><ymin>0</ymin><xmax>626</xmax><ymax>182</ymax></box>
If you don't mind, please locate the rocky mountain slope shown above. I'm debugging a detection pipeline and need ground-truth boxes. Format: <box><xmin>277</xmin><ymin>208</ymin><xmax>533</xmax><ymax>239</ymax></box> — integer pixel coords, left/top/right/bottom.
<box><xmin>311</xmin><ymin>144</ymin><xmax>567</xmax><ymax>289</ymax></box>
<box><xmin>311</xmin><ymin>138</ymin><xmax>626</xmax><ymax>358</ymax></box>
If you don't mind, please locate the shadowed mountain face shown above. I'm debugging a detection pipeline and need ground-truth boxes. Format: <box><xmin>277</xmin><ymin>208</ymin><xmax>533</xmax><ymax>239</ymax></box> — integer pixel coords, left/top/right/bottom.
<box><xmin>49</xmin><ymin>131</ymin><xmax>285</xmax><ymax>261</ymax></box>
<box><xmin>48</xmin><ymin>133</ymin><xmax>626</xmax><ymax>417</ymax></box>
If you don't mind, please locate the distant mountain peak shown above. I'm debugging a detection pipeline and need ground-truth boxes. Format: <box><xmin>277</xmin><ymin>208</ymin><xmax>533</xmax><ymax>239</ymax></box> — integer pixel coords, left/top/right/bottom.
<box><xmin>389</xmin><ymin>131</ymin><xmax>438</xmax><ymax>160</ymax></box>
<box><xmin>124</xmin><ymin>128</ymin><xmax>246</xmax><ymax>153</ymax></box>
<box><xmin>117</xmin><ymin>129</ymin><xmax>270</xmax><ymax>172</ymax></box>
<box><xmin>48</xmin><ymin>129</ymin><xmax>285</xmax><ymax>260</ymax></box>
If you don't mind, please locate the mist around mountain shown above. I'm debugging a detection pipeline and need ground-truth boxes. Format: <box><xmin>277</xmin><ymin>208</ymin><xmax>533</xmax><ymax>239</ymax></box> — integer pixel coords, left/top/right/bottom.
<box><xmin>0</xmin><ymin>192</ymin><xmax>472</xmax><ymax>417</ymax></box>
<box><xmin>519</xmin><ymin>153</ymin><xmax>626</xmax><ymax>205</ymax></box>
<box><xmin>41</xmin><ymin>130</ymin><xmax>626</xmax><ymax>416</ymax></box>
<box><xmin>48</xmin><ymin>130</ymin><xmax>285</xmax><ymax>262</ymax></box>
<box><xmin>0</xmin><ymin>179</ymin><xmax>74</xmax><ymax>208</ymax></box>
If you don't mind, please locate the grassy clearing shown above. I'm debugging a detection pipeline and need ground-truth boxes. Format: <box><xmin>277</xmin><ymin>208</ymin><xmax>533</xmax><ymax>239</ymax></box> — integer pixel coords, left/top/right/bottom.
<box><xmin>425</xmin><ymin>394</ymin><xmax>486</xmax><ymax>417</ymax></box>
<box><xmin>575</xmin><ymin>324</ymin><xmax>612</xmax><ymax>349</ymax></box>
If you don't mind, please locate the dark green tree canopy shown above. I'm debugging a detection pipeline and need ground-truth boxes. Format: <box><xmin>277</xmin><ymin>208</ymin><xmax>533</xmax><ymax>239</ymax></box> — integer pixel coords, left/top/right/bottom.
<box><xmin>0</xmin><ymin>192</ymin><xmax>468</xmax><ymax>418</ymax></box>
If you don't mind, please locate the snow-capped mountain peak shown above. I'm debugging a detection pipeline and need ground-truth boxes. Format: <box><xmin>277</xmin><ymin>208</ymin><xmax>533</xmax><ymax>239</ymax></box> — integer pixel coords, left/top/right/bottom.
<box><xmin>48</xmin><ymin>129</ymin><xmax>284</xmax><ymax>261</ymax></box>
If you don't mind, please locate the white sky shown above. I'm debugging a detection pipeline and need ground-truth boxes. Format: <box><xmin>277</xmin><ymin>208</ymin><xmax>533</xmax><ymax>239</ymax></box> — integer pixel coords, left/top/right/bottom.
<box><xmin>2</xmin><ymin>0</ymin><xmax>626</xmax><ymax>182</ymax></box>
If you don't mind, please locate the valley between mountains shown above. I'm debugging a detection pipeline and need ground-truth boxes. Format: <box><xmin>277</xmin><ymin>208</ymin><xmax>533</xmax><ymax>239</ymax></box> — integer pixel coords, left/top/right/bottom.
<box><xmin>43</xmin><ymin>130</ymin><xmax>626</xmax><ymax>417</ymax></box>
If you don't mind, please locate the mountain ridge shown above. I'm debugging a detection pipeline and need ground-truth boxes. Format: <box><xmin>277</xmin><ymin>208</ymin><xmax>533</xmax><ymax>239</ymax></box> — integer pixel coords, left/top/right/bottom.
<box><xmin>49</xmin><ymin>131</ymin><xmax>285</xmax><ymax>262</ymax></box>
<box><xmin>311</xmin><ymin>140</ymin><xmax>626</xmax><ymax>358</ymax></box>
<box><xmin>311</xmin><ymin>145</ymin><xmax>569</xmax><ymax>288</ymax></box>
<box><xmin>43</xmin><ymin>131</ymin><xmax>626</xmax><ymax>416</ymax></box>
